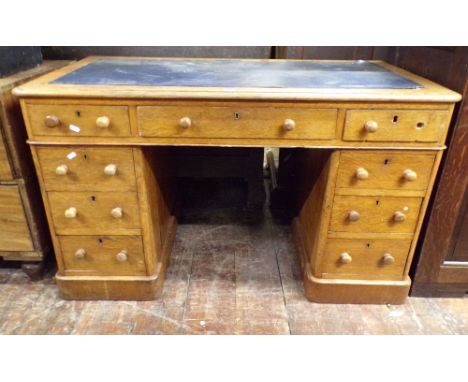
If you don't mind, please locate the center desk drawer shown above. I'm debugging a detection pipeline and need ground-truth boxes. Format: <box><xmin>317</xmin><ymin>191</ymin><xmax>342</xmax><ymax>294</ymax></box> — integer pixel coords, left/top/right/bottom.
<box><xmin>48</xmin><ymin>191</ymin><xmax>141</xmax><ymax>235</ymax></box>
<box><xmin>343</xmin><ymin>109</ymin><xmax>450</xmax><ymax>142</ymax></box>
<box><xmin>336</xmin><ymin>151</ymin><xmax>436</xmax><ymax>191</ymax></box>
<box><xmin>27</xmin><ymin>104</ymin><xmax>131</xmax><ymax>137</ymax></box>
<box><xmin>59</xmin><ymin>235</ymin><xmax>146</xmax><ymax>276</ymax></box>
<box><xmin>36</xmin><ymin>147</ymin><xmax>137</xmax><ymax>192</ymax></box>
<box><xmin>330</xmin><ymin>195</ymin><xmax>423</xmax><ymax>234</ymax></box>
<box><xmin>137</xmin><ymin>106</ymin><xmax>337</xmax><ymax>140</ymax></box>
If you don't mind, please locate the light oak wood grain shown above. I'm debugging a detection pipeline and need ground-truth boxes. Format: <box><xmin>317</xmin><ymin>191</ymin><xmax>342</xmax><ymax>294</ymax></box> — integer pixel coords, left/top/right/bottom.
<box><xmin>320</xmin><ymin>238</ymin><xmax>412</xmax><ymax>279</ymax></box>
<box><xmin>138</xmin><ymin>105</ymin><xmax>338</xmax><ymax>140</ymax></box>
<box><xmin>36</xmin><ymin>146</ymin><xmax>137</xmax><ymax>191</ymax></box>
<box><xmin>0</xmin><ymin>134</ymin><xmax>13</xmax><ymax>180</ymax></box>
<box><xmin>0</xmin><ymin>185</ymin><xmax>33</xmax><ymax>251</ymax></box>
<box><xmin>59</xmin><ymin>235</ymin><xmax>145</xmax><ymax>276</ymax></box>
<box><xmin>27</xmin><ymin>104</ymin><xmax>131</xmax><ymax>137</ymax></box>
<box><xmin>47</xmin><ymin>191</ymin><xmax>141</xmax><ymax>235</ymax></box>
<box><xmin>329</xmin><ymin>195</ymin><xmax>423</xmax><ymax>234</ymax></box>
<box><xmin>336</xmin><ymin>150</ymin><xmax>436</xmax><ymax>191</ymax></box>
<box><xmin>343</xmin><ymin>109</ymin><xmax>450</xmax><ymax>143</ymax></box>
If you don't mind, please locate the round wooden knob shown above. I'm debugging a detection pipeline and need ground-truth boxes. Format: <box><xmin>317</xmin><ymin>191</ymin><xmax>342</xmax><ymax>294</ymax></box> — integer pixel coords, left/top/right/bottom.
<box><xmin>339</xmin><ymin>252</ymin><xmax>352</xmax><ymax>264</ymax></box>
<box><xmin>403</xmin><ymin>169</ymin><xmax>417</xmax><ymax>181</ymax></box>
<box><xmin>55</xmin><ymin>164</ymin><xmax>69</xmax><ymax>176</ymax></box>
<box><xmin>96</xmin><ymin>116</ymin><xmax>110</xmax><ymax>128</ymax></box>
<box><xmin>111</xmin><ymin>207</ymin><xmax>123</xmax><ymax>219</ymax></box>
<box><xmin>44</xmin><ymin>115</ymin><xmax>61</xmax><ymax>128</ymax></box>
<box><xmin>393</xmin><ymin>211</ymin><xmax>406</xmax><ymax>222</ymax></box>
<box><xmin>382</xmin><ymin>253</ymin><xmax>395</xmax><ymax>265</ymax></box>
<box><xmin>355</xmin><ymin>167</ymin><xmax>369</xmax><ymax>180</ymax></box>
<box><xmin>348</xmin><ymin>210</ymin><xmax>361</xmax><ymax>222</ymax></box>
<box><xmin>64</xmin><ymin>207</ymin><xmax>77</xmax><ymax>219</ymax></box>
<box><xmin>116</xmin><ymin>250</ymin><xmax>128</xmax><ymax>263</ymax></box>
<box><xmin>364</xmin><ymin>120</ymin><xmax>378</xmax><ymax>133</ymax></box>
<box><xmin>74</xmin><ymin>248</ymin><xmax>86</xmax><ymax>259</ymax></box>
<box><xmin>104</xmin><ymin>164</ymin><xmax>117</xmax><ymax>176</ymax></box>
<box><xmin>179</xmin><ymin>117</ymin><xmax>192</xmax><ymax>129</ymax></box>
<box><xmin>283</xmin><ymin>119</ymin><xmax>296</xmax><ymax>131</ymax></box>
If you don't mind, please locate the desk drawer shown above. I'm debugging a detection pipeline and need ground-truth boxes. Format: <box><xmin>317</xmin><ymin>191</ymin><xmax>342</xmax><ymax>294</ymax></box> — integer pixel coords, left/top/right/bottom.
<box><xmin>343</xmin><ymin>109</ymin><xmax>450</xmax><ymax>142</ymax></box>
<box><xmin>27</xmin><ymin>104</ymin><xmax>131</xmax><ymax>137</ymax></box>
<box><xmin>137</xmin><ymin>105</ymin><xmax>337</xmax><ymax>140</ymax></box>
<box><xmin>329</xmin><ymin>195</ymin><xmax>422</xmax><ymax>234</ymax></box>
<box><xmin>59</xmin><ymin>235</ymin><xmax>146</xmax><ymax>276</ymax></box>
<box><xmin>48</xmin><ymin>191</ymin><xmax>141</xmax><ymax>235</ymax></box>
<box><xmin>336</xmin><ymin>151</ymin><xmax>436</xmax><ymax>191</ymax></box>
<box><xmin>36</xmin><ymin>147</ymin><xmax>137</xmax><ymax>192</ymax></box>
<box><xmin>0</xmin><ymin>185</ymin><xmax>33</xmax><ymax>251</ymax></box>
<box><xmin>321</xmin><ymin>238</ymin><xmax>411</xmax><ymax>279</ymax></box>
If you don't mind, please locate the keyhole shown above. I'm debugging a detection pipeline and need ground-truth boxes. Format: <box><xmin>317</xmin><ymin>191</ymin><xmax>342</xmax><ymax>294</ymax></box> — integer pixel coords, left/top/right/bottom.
<box><xmin>90</xmin><ymin>195</ymin><xmax>96</xmax><ymax>202</ymax></box>
<box><xmin>83</xmin><ymin>154</ymin><xmax>88</xmax><ymax>160</ymax></box>
<box><xmin>376</xmin><ymin>200</ymin><xmax>380</xmax><ymax>205</ymax></box>
<box><xmin>392</xmin><ymin>115</ymin><xmax>398</xmax><ymax>124</ymax></box>
<box><xmin>234</xmin><ymin>112</ymin><xmax>240</xmax><ymax>120</ymax></box>
<box><xmin>97</xmin><ymin>238</ymin><xmax>103</xmax><ymax>245</ymax></box>
<box><xmin>75</xmin><ymin>111</ymin><xmax>81</xmax><ymax>117</ymax></box>
<box><xmin>384</xmin><ymin>159</ymin><xmax>390</xmax><ymax>165</ymax></box>
<box><xmin>366</xmin><ymin>243</ymin><xmax>371</xmax><ymax>248</ymax></box>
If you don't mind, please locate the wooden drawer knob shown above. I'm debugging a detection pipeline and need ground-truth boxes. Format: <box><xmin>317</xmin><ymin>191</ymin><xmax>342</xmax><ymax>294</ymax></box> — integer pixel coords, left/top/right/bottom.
<box><xmin>403</xmin><ymin>169</ymin><xmax>417</xmax><ymax>181</ymax></box>
<box><xmin>104</xmin><ymin>164</ymin><xmax>117</xmax><ymax>176</ymax></box>
<box><xmin>44</xmin><ymin>115</ymin><xmax>60</xmax><ymax>128</ymax></box>
<box><xmin>339</xmin><ymin>252</ymin><xmax>352</xmax><ymax>264</ymax></box>
<box><xmin>364</xmin><ymin>120</ymin><xmax>378</xmax><ymax>133</ymax></box>
<box><xmin>283</xmin><ymin>119</ymin><xmax>296</xmax><ymax>131</ymax></box>
<box><xmin>64</xmin><ymin>207</ymin><xmax>77</xmax><ymax>219</ymax></box>
<box><xmin>96</xmin><ymin>116</ymin><xmax>110</xmax><ymax>128</ymax></box>
<box><xmin>179</xmin><ymin>117</ymin><xmax>192</xmax><ymax>129</ymax></box>
<box><xmin>116</xmin><ymin>250</ymin><xmax>128</xmax><ymax>262</ymax></box>
<box><xmin>111</xmin><ymin>207</ymin><xmax>123</xmax><ymax>219</ymax></box>
<box><xmin>393</xmin><ymin>211</ymin><xmax>406</xmax><ymax>222</ymax></box>
<box><xmin>74</xmin><ymin>248</ymin><xmax>86</xmax><ymax>259</ymax></box>
<box><xmin>55</xmin><ymin>164</ymin><xmax>69</xmax><ymax>175</ymax></box>
<box><xmin>355</xmin><ymin>167</ymin><xmax>369</xmax><ymax>180</ymax></box>
<box><xmin>348</xmin><ymin>210</ymin><xmax>361</xmax><ymax>221</ymax></box>
<box><xmin>382</xmin><ymin>253</ymin><xmax>395</xmax><ymax>265</ymax></box>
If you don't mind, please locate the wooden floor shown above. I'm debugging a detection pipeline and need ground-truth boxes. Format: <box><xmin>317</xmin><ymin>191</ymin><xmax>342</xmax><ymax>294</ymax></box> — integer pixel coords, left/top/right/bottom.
<box><xmin>1</xmin><ymin>208</ymin><xmax>467</xmax><ymax>335</ymax></box>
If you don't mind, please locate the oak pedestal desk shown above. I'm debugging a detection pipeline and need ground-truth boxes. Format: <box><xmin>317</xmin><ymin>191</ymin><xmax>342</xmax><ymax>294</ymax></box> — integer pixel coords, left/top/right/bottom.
<box><xmin>13</xmin><ymin>57</ymin><xmax>461</xmax><ymax>304</ymax></box>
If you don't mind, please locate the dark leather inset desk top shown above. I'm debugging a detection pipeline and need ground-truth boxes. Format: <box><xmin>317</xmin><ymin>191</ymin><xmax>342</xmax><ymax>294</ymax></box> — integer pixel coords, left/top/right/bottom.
<box><xmin>52</xmin><ymin>59</ymin><xmax>423</xmax><ymax>89</ymax></box>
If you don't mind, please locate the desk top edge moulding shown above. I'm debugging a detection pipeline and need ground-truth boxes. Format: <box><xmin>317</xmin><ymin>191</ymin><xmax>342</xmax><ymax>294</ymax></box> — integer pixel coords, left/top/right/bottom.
<box><xmin>13</xmin><ymin>57</ymin><xmax>461</xmax><ymax>102</ymax></box>
<box><xmin>13</xmin><ymin>57</ymin><xmax>462</xmax><ymax>303</ymax></box>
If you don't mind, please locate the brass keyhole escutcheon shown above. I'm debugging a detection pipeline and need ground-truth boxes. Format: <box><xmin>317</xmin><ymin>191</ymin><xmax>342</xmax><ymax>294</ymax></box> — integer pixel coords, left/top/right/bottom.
<box><xmin>234</xmin><ymin>112</ymin><xmax>241</xmax><ymax>120</ymax></box>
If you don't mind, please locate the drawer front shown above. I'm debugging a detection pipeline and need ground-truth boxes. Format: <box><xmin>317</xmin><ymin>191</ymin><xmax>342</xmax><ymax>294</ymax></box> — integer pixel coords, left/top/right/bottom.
<box><xmin>36</xmin><ymin>147</ymin><xmax>137</xmax><ymax>192</ymax></box>
<box><xmin>59</xmin><ymin>235</ymin><xmax>146</xmax><ymax>276</ymax></box>
<box><xmin>0</xmin><ymin>185</ymin><xmax>33</xmax><ymax>251</ymax></box>
<box><xmin>27</xmin><ymin>104</ymin><xmax>131</xmax><ymax>137</ymax></box>
<box><xmin>321</xmin><ymin>238</ymin><xmax>411</xmax><ymax>278</ymax></box>
<box><xmin>0</xmin><ymin>135</ymin><xmax>13</xmax><ymax>180</ymax></box>
<box><xmin>48</xmin><ymin>191</ymin><xmax>141</xmax><ymax>235</ymax></box>
<box><xmin>343</xmin><ymin>109</ymin><xmax>450</xmax><ymax>142</ymax></box>
<box><xmin>336</xmin><ymin>151</ymin><xmax>436</xmax><ymax>191</ymax></box>
<box><xmin>138</xmin><ymin>105</ymin><xmax>337</xmax><ymax>140</ymax></box>
<box><xmin>329</xmin><ymin>195</ymin><xmax>423</xmax><ymax>234</ymax></box>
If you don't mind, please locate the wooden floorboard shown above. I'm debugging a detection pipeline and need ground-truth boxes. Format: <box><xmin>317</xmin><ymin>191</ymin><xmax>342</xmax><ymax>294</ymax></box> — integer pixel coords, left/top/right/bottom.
<box><xmin>1</xmin><ymin>211</ymin><xmax>467</xmax><ymax>335</ymax></box>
